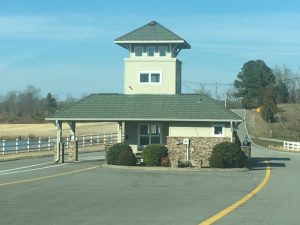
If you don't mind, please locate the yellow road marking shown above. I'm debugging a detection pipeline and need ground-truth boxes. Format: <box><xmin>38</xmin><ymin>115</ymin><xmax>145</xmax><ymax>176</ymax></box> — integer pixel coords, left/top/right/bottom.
<box><xmin>0</xmin><ymin>165</ymin><xmax>99</xmax><ymax>187</ymax></box>
<box><xmin>199</xmin><ymin>161</ymin><xmax>271</xmax><ymax>225</ymax></box>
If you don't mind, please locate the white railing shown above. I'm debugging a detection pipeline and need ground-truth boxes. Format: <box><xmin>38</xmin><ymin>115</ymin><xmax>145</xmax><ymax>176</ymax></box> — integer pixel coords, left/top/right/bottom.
<box><xmin>0</xmin><ymin>132</ymin><xmax>118</xmax><ymax>155</ymax></box>
<box><xmin>284</xmin><ymin>141</ymin><xmax>300</xmax><ymax>151</ymax></box>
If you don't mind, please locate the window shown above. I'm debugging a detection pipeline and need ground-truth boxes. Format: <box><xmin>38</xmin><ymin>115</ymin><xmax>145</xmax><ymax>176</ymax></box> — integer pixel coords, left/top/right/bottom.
<box><xmin>212</xmin><ymin>124</ymin><xmax>225</xmax><ymax>137</ymax></box>
<box><xmin>140</xmin><ymin>73</ymin><xmax>149</xmax><ymax>83</ymax></box>
<box><xmin>138</xmin><ymin>72</ymin><xmax>162</xmax><ymax>84</ymax></box>
<box><xmin>146</xmin><ymin>46</ymin><xmax>155</xmax><ymax>56</ymax></box>
<box><xmin>139</xmin><ymin>124</ymin><xmax>161</xmax><ymax>146</ymax></box>
<box><xmin>134</xmin><ymin>46</ymin><xmax>143</xmax><ymax>56</ymax></box>
<box><xmin>151</xmin><ymin>73</ymin><xmax>160</xmax><ymax>83</ymax></box>
<box><xmin>158</xmin><ymin>46</ymin><xmax>167</xmax><ymax>56</ymax></box>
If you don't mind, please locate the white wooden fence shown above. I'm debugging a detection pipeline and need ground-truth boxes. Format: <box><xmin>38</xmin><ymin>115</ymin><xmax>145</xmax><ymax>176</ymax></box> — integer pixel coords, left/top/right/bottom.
<box><xmin>283</xmin><ymin>141</ymin><xmax>300</xmax><ymax>151</ymax></box>
<box><xmin>1</xmin><ymin>133</ymin><xmax>118</xmax><ymax>155</ymax></box>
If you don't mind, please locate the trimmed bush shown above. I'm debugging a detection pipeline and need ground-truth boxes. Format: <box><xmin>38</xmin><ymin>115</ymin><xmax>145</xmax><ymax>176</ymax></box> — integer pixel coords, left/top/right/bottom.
<box><xmin>142</xmin><ymin>144</ymin><xmax>168</xmax><ymax>166</ymax></box>
<box><xmin>209</xmin><ymin>142</ymin><xmax>247</xmax><ymax>168</ymax></box>
<box><xmin>118</xmin><ymin>150</ymin><xmax>136</xmax><ymax>166</ymax></box>
<box><xmin>106</xmin><ymin>143</ymin><xmax>133</xmax><ymax>165</ymax></box>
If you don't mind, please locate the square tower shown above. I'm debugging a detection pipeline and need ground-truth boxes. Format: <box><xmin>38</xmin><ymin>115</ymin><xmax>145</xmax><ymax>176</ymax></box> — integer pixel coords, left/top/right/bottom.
<box><xmin>114</xmin><ymin>21</ymin><xmax>190</xmax><ymax>94</ymax></box>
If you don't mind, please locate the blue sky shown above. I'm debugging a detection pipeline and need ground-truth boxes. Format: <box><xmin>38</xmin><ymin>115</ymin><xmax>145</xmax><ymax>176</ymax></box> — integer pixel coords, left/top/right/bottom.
<box><xmin>1</xmin><ymin>0</ymin><xmax>300</xmax><ymax>100</ymax></box>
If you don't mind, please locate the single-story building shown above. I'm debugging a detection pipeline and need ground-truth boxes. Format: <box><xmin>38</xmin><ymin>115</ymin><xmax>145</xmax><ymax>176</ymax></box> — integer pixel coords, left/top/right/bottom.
<box><xmin>46</xmin><ymin>93</ymin><xmax>242</xmax><ymax>167</ymax></box>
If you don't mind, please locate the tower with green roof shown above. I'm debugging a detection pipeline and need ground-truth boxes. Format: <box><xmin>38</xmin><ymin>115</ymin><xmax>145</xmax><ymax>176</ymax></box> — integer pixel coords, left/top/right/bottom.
<box><xmin>114</xmin><ymin>21</ymin><xmax>190</xmax><ymax>95</ymax></box>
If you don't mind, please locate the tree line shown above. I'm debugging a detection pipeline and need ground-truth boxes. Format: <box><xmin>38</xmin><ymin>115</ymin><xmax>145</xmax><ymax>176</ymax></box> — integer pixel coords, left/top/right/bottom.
<box><xmin>0</xmin><ymin>85</ymin><xmax>78</xmax><ymax>123</ymax></box>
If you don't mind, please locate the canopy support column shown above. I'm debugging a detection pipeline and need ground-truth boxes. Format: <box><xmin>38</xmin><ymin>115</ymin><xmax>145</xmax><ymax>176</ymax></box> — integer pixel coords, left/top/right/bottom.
<box><xmin>67</xmin><ymin>121</ymin><xmax>78</xmax><ymax>162</ymax></box>
<box><xmin>55</xmin><ymin>120</ymin><xmax>64</xmax><ymax>163</ymax></box>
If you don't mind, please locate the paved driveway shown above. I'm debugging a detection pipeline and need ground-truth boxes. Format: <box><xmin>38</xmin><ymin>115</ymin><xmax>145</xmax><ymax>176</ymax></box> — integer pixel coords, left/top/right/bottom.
<box><xmin>0</xmin><ymin>152</ymin><xmax>263</xmax><ymax>225</ymax></box>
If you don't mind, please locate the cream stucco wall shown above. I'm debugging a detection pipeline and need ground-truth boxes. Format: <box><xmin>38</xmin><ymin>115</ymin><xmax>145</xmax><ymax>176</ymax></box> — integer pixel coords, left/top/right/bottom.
<box><xmin>124</xmin><ymin>58</ymin><xmax>181</xmax><ymax>94</ymax></box>
<box><xmin>169</xmin><ymin>122</ymin><xmax>232</xmax><ymax>138</ymax></box>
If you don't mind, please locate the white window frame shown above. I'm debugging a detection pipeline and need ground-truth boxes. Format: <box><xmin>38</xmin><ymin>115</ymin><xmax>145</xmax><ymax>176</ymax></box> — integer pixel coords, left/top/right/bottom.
<box><xmin>138</xmin><ymin>123</ymin><xmax>162</xmax><ymax>148</ymax></box>
<box><xmin>212</xmin><ymin>124</ymin><xmax>225</xmax><ymax>137</ymax></box>
<box><xmin>134</xmin><ymin>46</ymin><xmax>143</xmax><ymax>57</ymax></box>
<box><xmin>137</xmin><ymin>71</ymin><xmax>162</xmax><ymax>85</ymax></box>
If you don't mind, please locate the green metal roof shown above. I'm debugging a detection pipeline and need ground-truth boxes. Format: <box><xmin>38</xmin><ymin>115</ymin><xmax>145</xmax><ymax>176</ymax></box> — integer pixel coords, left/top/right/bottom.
<box><xmin>46</xmin><ymin>94</ymin><xmax>242</xmax><ymax>122</ymax></box>
<box><xmin>114</xmin><ymin>21</ymin><xmax>190</xmax><ymax>49</ymax></box>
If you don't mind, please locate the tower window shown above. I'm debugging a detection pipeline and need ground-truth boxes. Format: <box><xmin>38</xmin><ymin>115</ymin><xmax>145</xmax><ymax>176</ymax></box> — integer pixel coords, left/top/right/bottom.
<box><xmin>138</xmin><ymin>72</ymin><xmax>162</xmax><ymax>84</ymax></box>
<box><xmin>158</xmin><ymin>46</ymin><xmax>167</xmax><ymax>56</ymax></box>
<box><xmin>151</xmin><ymin>73</ymin><xmax>160</xmax><ymax>82</ymax></box>
<box><xmin>146</xmin><ymin>46</ymin><xmax>155</xmax><ymax>56</ymax></box>
<box><xmin>134</xmin><ymin>46</ymin><xmax>143</xmax><ymax>56</ymax></box>
<box><xmin>140</xmin><ymin>73</ymin><xmax>149</xmax><ymax>83</ymax></box>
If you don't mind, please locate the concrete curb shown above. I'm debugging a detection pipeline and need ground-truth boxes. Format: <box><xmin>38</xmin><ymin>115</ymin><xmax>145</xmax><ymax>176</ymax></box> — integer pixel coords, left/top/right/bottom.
<box><xmin>102</xmin><ymin>164</ymin><xmax>249</xmax><ymax>172</ymax></box>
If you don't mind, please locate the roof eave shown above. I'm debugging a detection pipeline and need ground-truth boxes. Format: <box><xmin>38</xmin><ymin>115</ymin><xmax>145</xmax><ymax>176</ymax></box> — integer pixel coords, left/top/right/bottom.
<box><xmin>114</xmin><ymin>40</ymin><xmax>190</xmax><ymax>49</ymax></box>
<box><xmin>45</xmin><ymin>118</ymin><xmax>243</xmax><ymax>123</ymax></box>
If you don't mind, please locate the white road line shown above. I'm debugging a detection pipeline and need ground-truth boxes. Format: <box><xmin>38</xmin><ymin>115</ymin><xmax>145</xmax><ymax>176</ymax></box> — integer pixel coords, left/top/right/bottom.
<box><xmin>0</xmin><ymin>162</ymin><xmax>52</xmax><ymax>173</ymax></box>
<box><xmin>81</xmin><ymin>156</ymin><xmax>104</xmax><ymax>160</ymax></box>
<box><xmin>0</xmin><ymin>164</ymin><xmax>67</xmax><ymax>176</ymax></box>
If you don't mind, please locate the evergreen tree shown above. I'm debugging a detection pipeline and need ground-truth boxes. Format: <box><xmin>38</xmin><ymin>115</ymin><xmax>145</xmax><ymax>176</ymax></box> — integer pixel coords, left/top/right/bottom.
<box><xmin>46</xmin><ymin>93</ymin><xmax>58</xmax><ymax>116</ymax></box>
<box><xmin>234</xmin><ymin>59</ymin><xmax>276</xmax><ymax>108</ymax></box>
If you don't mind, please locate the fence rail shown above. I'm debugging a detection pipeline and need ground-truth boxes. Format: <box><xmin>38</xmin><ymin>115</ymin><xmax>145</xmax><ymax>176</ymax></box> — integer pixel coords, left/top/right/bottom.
<box><xmin>283</xmin><ymin>141</ymin><xmax>300</xmax><ymax>151</ymax></box>
<box><xmin>1</xmin><ymin>133</ymin><xmax>118</xmax><ymax>155</ymax></box>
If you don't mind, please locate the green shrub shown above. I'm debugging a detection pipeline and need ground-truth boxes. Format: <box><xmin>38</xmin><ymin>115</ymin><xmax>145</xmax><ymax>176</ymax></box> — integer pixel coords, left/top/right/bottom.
<box><xmin>178</xmin><ymin>161</ymin><xmax>193</xmax><ymax>168</ymax></box>
<box><xmin>209</xmin><ymin>142</ymin><xmax>247</xmax><ymax>168</ymax></box>
<box><xmin>142</xmin><ymin>144</ymin><xmax>168</xmax><ymax>166</ymax></box>
<box><xmin>106</xmin><ymin>143</ymin><xmax>133</xmax><ymax>165</ymax></box>
<box><xmin>118</xmin><ymin>150</ymin><xmax>136</xmax><ymax>166</ymax></box>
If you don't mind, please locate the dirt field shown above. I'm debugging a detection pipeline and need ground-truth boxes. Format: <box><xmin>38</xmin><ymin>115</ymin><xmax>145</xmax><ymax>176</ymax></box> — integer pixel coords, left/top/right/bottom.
<box><xmin>0</xmin><ymin>122</ymin><xmax>118</xmax><ymax>139</ymax></box>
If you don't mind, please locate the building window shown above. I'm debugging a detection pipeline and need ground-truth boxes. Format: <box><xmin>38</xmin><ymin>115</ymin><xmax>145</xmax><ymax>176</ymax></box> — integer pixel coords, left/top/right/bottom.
<box><xmin>158</xmin><ymin>46</ymin><xmax>167</xmax><ymax>56</ymax></box>
<box><xmin>140</xmin><ymin>73</ymin><xmax>149</xmax><ymax>83</ymax></box>
<box><xmin>212</xmin><ymin>124</ymin><xmax>225</xmax><ymax>137</ymax></box>
<box><xmin>138</xmin><ymin>72</ymin><xmax>162</xmax><ymax>84</ymax></box>
<box><xmin>151</xmin><ymin>73</ymin><xmax>160</xmax><ymax>83</ymax></box>
<box><xmin>146</xmin><ymin>46</ymin><xmax>155</xmax><ymax>56</ymax></box>
<box><xmin>134</xmin><ymin>46</ymin><xmax>143</xmax><ymax>56</ymax></box>
<box><xmin>139</xmin><ymin>124</ymin><xmax>161</xmax><ymax>146</ymax></box>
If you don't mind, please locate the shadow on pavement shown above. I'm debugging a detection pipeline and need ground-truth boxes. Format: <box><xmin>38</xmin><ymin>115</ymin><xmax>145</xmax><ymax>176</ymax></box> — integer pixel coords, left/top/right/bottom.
<box><xmin>249</xmin><ymin>157</ymin><xmax>290</xmax><ymax>170</ymax></box>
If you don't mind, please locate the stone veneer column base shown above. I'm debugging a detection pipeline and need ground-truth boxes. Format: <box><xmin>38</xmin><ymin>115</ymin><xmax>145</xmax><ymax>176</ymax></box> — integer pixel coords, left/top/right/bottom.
<box><xmin>167</xmin><ymin>137</ymin><xmax>230</xmax><ymax>168</ymax></box>
<box><xmin>68</xmin><ymin>141</ymin><xmax>78</xmax><ymax>162</ymax></box>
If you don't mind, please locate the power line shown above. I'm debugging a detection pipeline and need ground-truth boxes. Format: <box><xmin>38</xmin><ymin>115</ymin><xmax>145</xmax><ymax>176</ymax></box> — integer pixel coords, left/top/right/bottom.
<box><xmin>183</xmin><ymin>80</ymin><xmax>234</xmax><ymax>86</ymax></box>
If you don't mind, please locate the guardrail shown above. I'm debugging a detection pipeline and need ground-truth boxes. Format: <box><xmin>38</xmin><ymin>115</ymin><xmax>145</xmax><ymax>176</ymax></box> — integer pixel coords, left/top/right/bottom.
<box><xmin>283</xmin><ymin>141</ymin><xmax>300</xmax><ymax>151</ymax></box>
<box><xmin>1</xmin><ymin>132</ymin><xmax>118</xmax><ymax>155</ymax></box>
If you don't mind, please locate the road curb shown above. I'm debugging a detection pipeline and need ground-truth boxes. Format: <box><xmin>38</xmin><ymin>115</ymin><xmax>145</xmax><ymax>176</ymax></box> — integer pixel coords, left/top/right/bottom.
<box><xmin>102</xmin><ymin>164</ymin><xmax>249</xmax><ymax>172</ymax></box>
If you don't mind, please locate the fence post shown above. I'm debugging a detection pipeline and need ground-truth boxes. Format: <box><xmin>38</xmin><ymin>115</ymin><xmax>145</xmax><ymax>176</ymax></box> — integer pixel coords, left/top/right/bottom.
<box><xmin>48</xmin><ymin>137</ymin><xmax>51</xmax><ymax>150</ymax></box>
<box><xmin>66</xmin><ymin>137</ymin><xmax>69</xmax><ymax>149</ymax></box>
<box><xmin>16</xmin><ymin>138</ymin><xmax>18</xmax><ymax>153</ymax></box>
<box><xmin>82</xmin><ymin>135</ymin><xmax>85</xmax><ymax>147</ymax></box>
<box><xmin>104</xmin><ymin>133</ymin><xmax>107</xmax><ymax>144</ymax></box>
<box><xmin>90</xmin><ymin>134</ymin><xmax>93</xmax><ymax>146</ymax></box>
<box><xmin>27</xmin><ymin>138</ymin><xmax>30</xmax><ymax>152</ymax></box>
<box><xmin>2</xmin><ymin>140</ymin><xmax>5</xmax><ymax>155</ymax></box>
<box><xmin>110</xmin><ymin>132</ymin><xmax>113</xmax><ymax>144</ymax></box>
<box><xmin>38</xmin><ymin>138</ymin><xmax>41</xmax><ymax>151</ymax></box>
<box><xmin>97</xmin><ymin>135</ymin><xmax>100</xmax><ymax>144</ymax></box>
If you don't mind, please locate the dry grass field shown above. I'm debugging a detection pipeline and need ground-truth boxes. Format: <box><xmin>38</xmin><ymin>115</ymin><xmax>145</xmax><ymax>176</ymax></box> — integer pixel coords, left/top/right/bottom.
<box><xmin>0</xmin><ymin>122</ymin><xmax>118</xmax><ymax>139</ymax></box>
<box><xmin>246</xmin><ymin>103</ymin><xmax>300</xmax><ymax>141</ymax></box>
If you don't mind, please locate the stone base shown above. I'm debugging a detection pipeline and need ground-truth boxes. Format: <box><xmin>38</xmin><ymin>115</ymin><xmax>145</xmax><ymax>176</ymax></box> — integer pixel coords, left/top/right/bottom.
<box><xmin>68</xmin><ymin>141</ymin><xmax>78</xmax><ymax>161</ymax></box>
<box><xmin>167</xmin><ymin>137</ymin><xmax>230</xmax><ymax>168</ymax></box>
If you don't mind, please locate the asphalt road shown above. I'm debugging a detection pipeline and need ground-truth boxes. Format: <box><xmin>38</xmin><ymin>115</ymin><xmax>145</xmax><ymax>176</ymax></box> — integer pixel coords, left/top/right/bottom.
<box><xmin>1</xmin><ymin>117</ymin><xmax>300</xmax><ymax>225</ymax></box>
